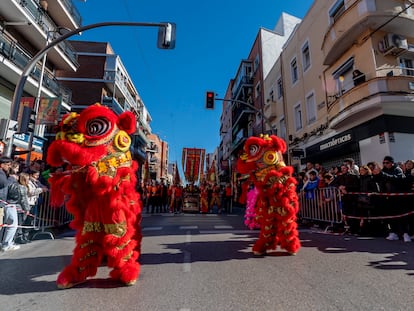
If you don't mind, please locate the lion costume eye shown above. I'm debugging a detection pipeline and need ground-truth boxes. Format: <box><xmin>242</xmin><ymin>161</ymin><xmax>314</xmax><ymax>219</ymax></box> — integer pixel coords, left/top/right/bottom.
<box><xmin>249</xmin><ymin>144</ymin><xmax>259</xmax><ymax>156</ymax></box>
<box><xmin>263</xmin><ymin>151</ymin><xmax>278</xmax><ymax>165</ymax></box>
<box><xmin>86</xmin><ymin>117</ymin><xmax>111</xmax><ymax>136</ymax></box>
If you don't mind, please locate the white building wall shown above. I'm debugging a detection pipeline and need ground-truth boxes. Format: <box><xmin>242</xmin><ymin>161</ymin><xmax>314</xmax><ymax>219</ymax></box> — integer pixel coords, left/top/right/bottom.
<box><xmin>262</xmin><ymin>13</ymin><xmax>302</xmax><ymax>80</ymax></box>
<box><xmin>359</xmin><ymin>132</ymin><xmax>414</xmax><ymax>165</ymax></box>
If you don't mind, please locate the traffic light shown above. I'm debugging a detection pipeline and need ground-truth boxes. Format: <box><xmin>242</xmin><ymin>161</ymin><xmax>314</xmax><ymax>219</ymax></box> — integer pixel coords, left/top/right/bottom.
<box><xmin>206</xmin><ymin>91</ymin><xmax>215</xmax><ymax>109</ymax></box>
<box><xmin>19</xmin><ymin>106</ymin><xmax>36</xmax><ymax>133</ymax></box>
<box><xmin>157</xmin><ymin>22</ymin><xmax>176</xmax><ymax>49</ymax></box>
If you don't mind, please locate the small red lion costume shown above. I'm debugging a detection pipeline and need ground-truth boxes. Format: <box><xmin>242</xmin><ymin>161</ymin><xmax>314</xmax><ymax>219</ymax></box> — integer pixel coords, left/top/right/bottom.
<box><xmin>47</xmin><ymin>104</ymin><xmax>142</xmax><ymax>288</ymax></box>
<box><xmin>237</xmin><ymin>134</ymin><xmax>300</xmax><ymax>255</ymax></box>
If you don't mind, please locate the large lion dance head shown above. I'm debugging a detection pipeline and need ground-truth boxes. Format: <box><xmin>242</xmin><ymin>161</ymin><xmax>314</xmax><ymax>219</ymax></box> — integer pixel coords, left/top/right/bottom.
<box><xmin>47</xmin><ymin>103</ymin><xmax>136</xmax><ymax>170</ymax></box>
<box><xmin>237</xmin><ymin>134</ymin><xmax>293</xmax><ymax>182</ymax></box>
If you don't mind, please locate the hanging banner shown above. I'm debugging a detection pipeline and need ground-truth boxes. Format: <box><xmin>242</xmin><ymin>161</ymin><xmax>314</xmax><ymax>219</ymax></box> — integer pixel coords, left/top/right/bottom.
<box><xmin>207</xmin><ymin>160</ymin><xmax>217</xmax><ymax>183</ymax></box>
<box><xmin>199</xmin><ymin>149</ymin><xmax>205</xmax><ymax>182</ymax></box>
<box><xmin>37</xmin><ymin>97</ymin><xmax>61</xmax><ymax>125</ymax></box>
<box><xmin>182</xmin><ymin>148</ymin><xmax>205</xmax><ymax>184</ymax></box>
<box><xmin>174</xmin><ymin>162</ymin><xmax>181</xmax><ymax>185</ymax></box>
<box><xmin>142</xmin><ymin>159</ymin><xmax>150</xmax><ymax>183</ymax></box>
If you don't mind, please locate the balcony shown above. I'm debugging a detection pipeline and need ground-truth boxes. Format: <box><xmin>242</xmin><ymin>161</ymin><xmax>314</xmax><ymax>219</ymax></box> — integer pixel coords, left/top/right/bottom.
<box><xmin>103</xmin><ymin>69</ymin><xmax>139</xmax><ymax>112</ymax></box>
<box><xmin>327</xmin><ymin>70</ymin><xmax>414</xmax><ymax>129</ymax></box>
<box><xmin>102</xmin><ymin>96</ymin><xmax>124</xmax><ymax>115</ymax></box>
<box><xmin>322</xmin><ymin>0</ymin><xmax>414</xmax><ymax>65</ymax></box>
<box><xmin>232</xmin><ymin>60</ymin><xmax>253</xmax><ymax>99</ymax></box>
<box><xmin>0</xmin><ymin>30</ymin><xmax>71</xmax><ymax>101</ymax></box>
<box><xmin>0</xmin><ymin>0</ymin><xmax>79</xmax><ymax>71</ymax></box>
<box><xmin>46</xmin><ymin>0</ymin><xmax>82</xmax><ymax>29</ymax></box>
<box><xmin>231</xmin><ymin>103</ymin><xmax>254</xmax><ymax>133</ymax></box>
<box><xmin>263</xmin><ymin>101</ymin><xmax>277</xmax><ymax>121</ymax></box>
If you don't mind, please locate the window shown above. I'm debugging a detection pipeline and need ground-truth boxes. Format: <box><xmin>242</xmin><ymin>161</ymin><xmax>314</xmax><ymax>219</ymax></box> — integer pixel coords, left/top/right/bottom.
<box><xmin>277</xmin><ymin>77</ymin><xmax>283</xmax><ymax>99</ymax></box>
<box><xmin>291</xmin><ymin>58</ymin><xmax>298</xmax><ymax>84</ymax></box>
<box><xmin>294</xmin><ymin>103</ymin><xmax>302</xmax><ymax>131</ymax></box>
<box><xmin>255</xmin><ymin>82</ymin><xmax>261</xmax><ymax>99</ymax></box>
<box><xmin>306</xmin><ymin>92</ymin><xmax>317</xmax><ymax>124</ymax></box>
<box><xmin>280</xmin><ymin>117</ymin><xmax>286</xmax><ymax>141</ymax></box>
<box><xmin>254</xmin><ymin>54</ymin><xmax>260</xmax><ymax>72</ymax></box>
<box><xmin>332</xmin><ymin>57</ymin><xmax>354</xmax><ymax>94</ymax></box>
<box><xmin>399</xmin><ymin>57</ymin><xmax>414</xmax><ymax>76</ymax></box>
<box><xmin>269</xmin><ymin>90</ymin><xmax>274</xmax><ymax>102</ymax></box>
<box><xmin>329</xmin><ymin>0</ymin><xmax>345</xmax><ymax>23</ymax></box>
<box><xmin>302</xmin><ymin>41</ymin><xmax>311</xmax><ymax>72</ymax></box>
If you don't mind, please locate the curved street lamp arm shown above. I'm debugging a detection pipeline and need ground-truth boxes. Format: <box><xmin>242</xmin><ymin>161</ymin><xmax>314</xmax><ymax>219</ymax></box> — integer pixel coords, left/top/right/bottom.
<box><xmin>10</xmin><ymin>21</ymin><xmax>172</xmax><ymax>121</ymax></box>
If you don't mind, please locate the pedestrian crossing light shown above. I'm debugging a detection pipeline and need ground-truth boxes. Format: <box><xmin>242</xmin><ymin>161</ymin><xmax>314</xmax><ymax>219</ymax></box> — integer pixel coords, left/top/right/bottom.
<box><xmin>206</xmin><ymin>91</ymin><xmax>215</xmax><ymax>109</ymax></box>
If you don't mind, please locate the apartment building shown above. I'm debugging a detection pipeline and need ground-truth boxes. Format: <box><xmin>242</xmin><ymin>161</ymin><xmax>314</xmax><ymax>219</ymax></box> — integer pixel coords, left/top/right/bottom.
<box><xmin>146</xmin><ymin>133</ymin><xmax>169</xmax><ymax>183</ymax></box>
<box><xmin>263</xmin><ymin>0</ymin><xmax>414</xmax><ymax>170</ymax></box>
<box><xmin>55</xmin><ymin>40</ymin><xmax>152</xmax><ymax>174</ymax></box>
<box><xmin>218</xmin><ymin>13</ymin><xmax>301</xmax><ymax>182</ymax></box>
<box><xmin>0</xmin><ymin>0</ymin><xmax>81</xmax><ymax>158</ymax></box>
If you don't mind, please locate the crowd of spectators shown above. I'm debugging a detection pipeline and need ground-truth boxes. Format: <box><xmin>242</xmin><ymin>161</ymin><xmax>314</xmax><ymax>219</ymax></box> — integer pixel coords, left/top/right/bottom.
<box><xmin>0</xmin><ymin>156</ymin><xmax>48</xmax><ymax>252</ymax></box>
<box><xmin>298</xmin><ymin>156</ymin><xmax>414</xmax><ymax>242</ymax></box>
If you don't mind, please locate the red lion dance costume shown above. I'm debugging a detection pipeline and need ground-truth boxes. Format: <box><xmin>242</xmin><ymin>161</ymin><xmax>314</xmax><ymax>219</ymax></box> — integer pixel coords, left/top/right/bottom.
<box><xmin>46</xmin><ymin>104</ymin><xmax>142</xmax><ymax>289</ymax></box>
<box><xmin>237</xmin><ymin>134</ymin><xmax>300</xmax><ymax>255</ymax></box>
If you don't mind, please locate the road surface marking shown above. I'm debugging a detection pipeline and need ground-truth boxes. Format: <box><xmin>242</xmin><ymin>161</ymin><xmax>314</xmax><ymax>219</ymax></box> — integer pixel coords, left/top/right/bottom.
<box><xmin>180</xmin><ymin>226</ymin><xmax>198</xmax><ymax>230</ymax></box>
<box><xmin>142</xmin><ymin>226</ymin><xmax>162</xmax><ymax>231</ymax></box>
<box><xmin>214</xmin><ymin>225</ymin><xmax>234</xmax><ymax>229</ymax></box>
<box><xmin>183</xmin><ymin>231</ymin><xmax>191</xmax><ymax>272</ymax></box>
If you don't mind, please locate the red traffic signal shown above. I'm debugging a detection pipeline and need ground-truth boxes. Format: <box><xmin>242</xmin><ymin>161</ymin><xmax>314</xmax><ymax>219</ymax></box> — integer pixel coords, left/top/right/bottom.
<box><xmin>205</xmin><ymin>91</ymin><xmax>215</xmax><ymax>109</ymax></box>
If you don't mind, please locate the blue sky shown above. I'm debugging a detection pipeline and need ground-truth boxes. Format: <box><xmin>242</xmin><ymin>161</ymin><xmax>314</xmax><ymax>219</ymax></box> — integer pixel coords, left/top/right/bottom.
<box><xmin>75</xmin><ymin>0</ymin><xmax>314</xmax><ymax>165</ymax></box>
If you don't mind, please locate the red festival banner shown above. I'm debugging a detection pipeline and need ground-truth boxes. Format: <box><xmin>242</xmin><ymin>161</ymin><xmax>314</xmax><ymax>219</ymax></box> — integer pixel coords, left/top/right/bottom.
<box><xmin>207</xmin><ymin>160</ymin><xmax>217</xmax><ymax>183</ymax></box>
<box><xmin>182</xmin><ymin>148</ymin><xmax>205</xmax><ymax>184</ymax></box>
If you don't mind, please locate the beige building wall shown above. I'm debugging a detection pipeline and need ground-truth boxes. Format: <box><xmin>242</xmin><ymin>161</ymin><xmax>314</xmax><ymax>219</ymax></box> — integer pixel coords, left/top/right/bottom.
<box><xmin>147</xmin><ymin>133</ymin><xmax>169</xmax><ymax>182</ymax></box>
<box><xmin>264</xmin><ymin>0</ymin><xmax>414</xmax><ymax>170</ymax></box>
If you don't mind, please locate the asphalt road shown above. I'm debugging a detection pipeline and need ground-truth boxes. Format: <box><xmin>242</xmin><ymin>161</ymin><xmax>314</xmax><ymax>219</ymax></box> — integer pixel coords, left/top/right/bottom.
<box><xmin>1</xmin><ymin>210</ymin><xmax>413</xmax><ymax>311</ymax></box>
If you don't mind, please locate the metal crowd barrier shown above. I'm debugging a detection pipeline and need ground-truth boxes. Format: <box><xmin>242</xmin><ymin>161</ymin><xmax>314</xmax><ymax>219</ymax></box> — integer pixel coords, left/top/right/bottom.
<box><xmin>298</xmin><ymin>188</ymin><xmax>414</xmax><ymax>234</ymax></box>
<box><xmin>32</xmin><ymin>191</ymin><xmax>73</xmax><ymax>240</ymax></box>
<box><xmin>342</xmin><ymin>192</ymin><xmax>414</xmax><ymax>221</ymax></box>
<box><xmin>298</xmin><ymin>187</ymin><xmax>343</xmax><ymax>232</ymax></box>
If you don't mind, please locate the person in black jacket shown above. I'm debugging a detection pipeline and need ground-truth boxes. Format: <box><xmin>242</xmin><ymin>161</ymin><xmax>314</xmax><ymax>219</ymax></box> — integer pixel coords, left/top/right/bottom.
<box><xmin>380</xmin><ymin>156</ymin><xmax>411</xmax><ymax>242</ymax></box>
<box><xmin>356</xmin><ymin>165</ymin><xmax>381</xmax><ymax>234</ymax></box>
<box><xmin>332</xmin><ymin>164</ymin><xmax>360</xmax><ymax>233</ymax></box>
<box><xmin>352</xmin><ymin>69</ymin><xmax>366</xmax><ymax>86</ymax></box>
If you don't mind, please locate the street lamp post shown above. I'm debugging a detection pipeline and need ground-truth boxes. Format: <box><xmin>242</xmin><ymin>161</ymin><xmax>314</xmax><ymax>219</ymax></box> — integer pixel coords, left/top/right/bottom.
<box><xmin>25</xmin><ymin>28</ymin><xmax>67</xmax><ymax>166</ymax></box>
<box><xmin>214</xmin><ymin>96</ymin><xmax>277</xmax><ymax>214</ymax></box>
<box><xmin>4</xmin><ymin>21</ymin><xmax>176</xmax><ymax>158</ymax></box>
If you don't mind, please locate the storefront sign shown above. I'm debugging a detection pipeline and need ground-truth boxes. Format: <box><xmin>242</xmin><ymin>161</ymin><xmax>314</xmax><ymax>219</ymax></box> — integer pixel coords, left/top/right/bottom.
<box><xmin>13</xmin><ymin>133</ymin><xmax>44</xmax><ymax>149</ymax></box>
<box><xmin>319</xmin><ymin>133</ymin><xmax>352</xmax><ymax>151</ymax></box>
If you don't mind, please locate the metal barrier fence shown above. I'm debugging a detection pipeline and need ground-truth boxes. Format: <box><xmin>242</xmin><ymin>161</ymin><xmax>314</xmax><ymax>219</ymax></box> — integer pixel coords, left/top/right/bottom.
<box><xmin>32</xmin><ymin>191</ymin><xmax>73</xmax><ymax>240</ymax></box>
<box><xmin>298</xmin><ymin>187</ymin><xmax>343</xmax><ymax>232</ymax></box>
<box><xmin>298</xmin><ymin>188</ymin><xmax>414</xmax><ymax>234</ymax></box>
<box><xmin>342</xmin><ymin>192</ymin><xmax>414</xmax><ymax>221</ymax></box>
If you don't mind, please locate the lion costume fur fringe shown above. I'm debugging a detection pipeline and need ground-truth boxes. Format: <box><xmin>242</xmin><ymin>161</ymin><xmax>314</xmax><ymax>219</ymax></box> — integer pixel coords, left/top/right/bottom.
<box><xmin>46</xmin><ymin>104</ymin><xmax>142</xmax><ymax>288</ymax></box>
<box><xmin>237</xmin><ymin>134</ymin><xmax>301</xmax><ymax>255</ymax></box>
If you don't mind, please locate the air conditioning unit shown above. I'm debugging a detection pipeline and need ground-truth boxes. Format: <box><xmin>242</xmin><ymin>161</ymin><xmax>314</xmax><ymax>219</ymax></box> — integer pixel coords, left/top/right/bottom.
<box><xmin>383</xmin><ymin>33</ymin><xmax>408</xmax><ymax>50</ymax></box>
